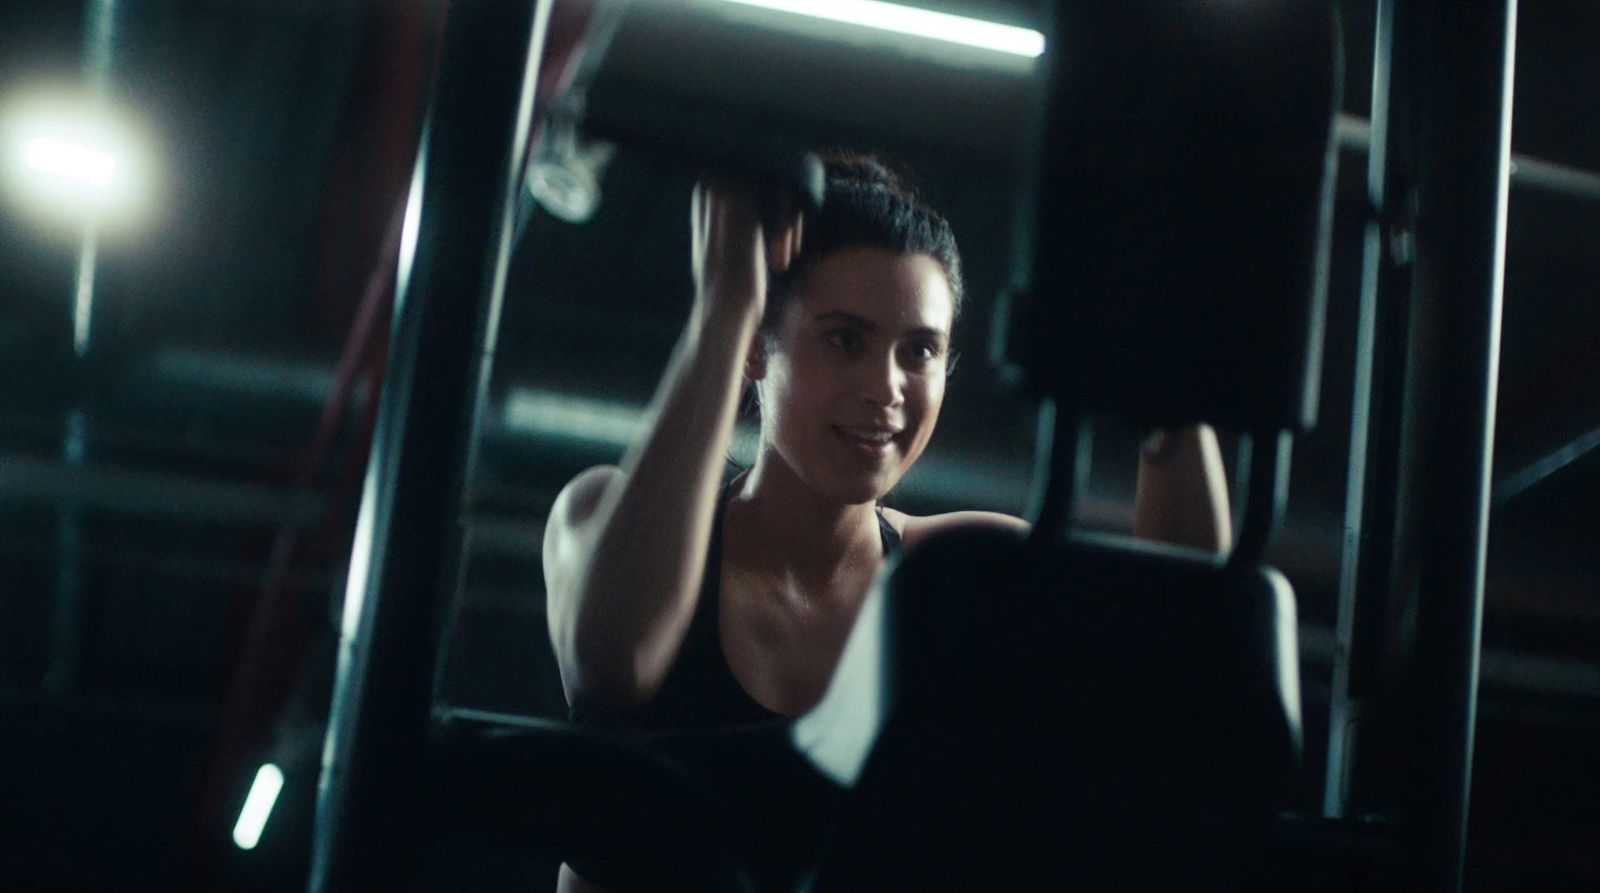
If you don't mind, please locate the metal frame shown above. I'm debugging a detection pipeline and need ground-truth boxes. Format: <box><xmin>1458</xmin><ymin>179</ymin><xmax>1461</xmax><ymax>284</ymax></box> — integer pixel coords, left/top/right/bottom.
<box><xmin>303</xmin><ymin>0</ymin><xmax>1517</xmax><ymax>889</ymax></box>
<box><xmin>1324</xmin><ymin>3</ymin><xmax>1516</xmax><ymax>892</ymax></box>
<box><xmin>307</xmin><ymin>1</ymin><xmax>556</xmax><ymax>889</ymax></box>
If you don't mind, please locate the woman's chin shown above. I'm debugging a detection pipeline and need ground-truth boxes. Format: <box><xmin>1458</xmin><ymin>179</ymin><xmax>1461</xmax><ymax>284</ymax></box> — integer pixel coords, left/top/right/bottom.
<box><xmin>823</xmin><ymin>469</ymin><xmax>896</xmax><ymax>506</ymax></box>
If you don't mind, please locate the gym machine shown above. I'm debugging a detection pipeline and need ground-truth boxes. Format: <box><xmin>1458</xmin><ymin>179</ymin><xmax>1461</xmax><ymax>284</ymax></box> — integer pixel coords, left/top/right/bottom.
<box><xmin>307</xmin><ymin>1</ymin><xmax>1514</xmax><ymax>890</ymax></box>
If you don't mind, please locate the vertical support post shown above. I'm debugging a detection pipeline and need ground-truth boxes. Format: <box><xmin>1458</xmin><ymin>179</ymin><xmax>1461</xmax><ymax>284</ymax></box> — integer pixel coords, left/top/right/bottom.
<box><xmin>1323</xmin><ymin>0</ymin><xmax>1415</xmax><ymax>820</ymax></box>
<box><xmin>308</xmin><ymin>1</ymin><xmax>554</xmax><ymax>890</ymax></box>
<box><xmin>48</xmin><ymin>0</ymin><xmax>119</xmax><ymax>696</ymax></box>
<box><xmin>1392</xmin><ymin>3</ymin><xmax>1516</xmax><ymax>891</ymax></box>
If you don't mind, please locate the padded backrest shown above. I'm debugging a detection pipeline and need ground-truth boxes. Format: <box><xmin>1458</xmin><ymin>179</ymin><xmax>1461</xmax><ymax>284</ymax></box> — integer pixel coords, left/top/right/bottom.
<box><xmin>799</xmin><ymin>6</ymin><xmax>1339</xmax><ymax>887</ymax></box>
<box><xmin>809</xmin><ymin>527</ymin><xmax>1303</xmax><ymax>889</ymax></box>
<box><xmin>999</xmin><ymin>1</ymin><xmax>1339</xmax><ymax>432</ymax></box>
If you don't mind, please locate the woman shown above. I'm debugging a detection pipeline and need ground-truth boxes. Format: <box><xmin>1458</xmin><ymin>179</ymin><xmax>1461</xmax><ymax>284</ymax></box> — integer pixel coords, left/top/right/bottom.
<box><xmin>542</xmin><ymin>154</ymin><xmax>1231</xmax><ymax>890</ymax></box>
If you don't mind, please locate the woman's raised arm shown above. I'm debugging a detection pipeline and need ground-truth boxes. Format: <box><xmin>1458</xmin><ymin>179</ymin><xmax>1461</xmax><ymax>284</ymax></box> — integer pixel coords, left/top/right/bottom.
<box><xmin>542</xmin><ymin>183</ymin><xmax>801</xmax><ymax>709</ymax></box>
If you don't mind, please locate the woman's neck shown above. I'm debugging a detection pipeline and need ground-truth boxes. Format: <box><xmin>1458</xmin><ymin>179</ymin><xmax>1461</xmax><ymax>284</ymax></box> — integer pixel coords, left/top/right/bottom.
<box><xmin>728</xmin><ymin>451</ymin><xmax>883</xmax><ymax>584</ymax></box>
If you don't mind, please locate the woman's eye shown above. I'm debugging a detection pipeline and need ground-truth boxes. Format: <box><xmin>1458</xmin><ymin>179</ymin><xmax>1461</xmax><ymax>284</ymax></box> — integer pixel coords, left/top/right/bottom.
<box><xmin>905</xmin><ymin>341</ymin><xmax>942</xmax><ymax>364</ymax></box>
<box><xmin>826</xmin><ymin>329</ymin><xmax>863</xmax><ymax>351</ymax></box>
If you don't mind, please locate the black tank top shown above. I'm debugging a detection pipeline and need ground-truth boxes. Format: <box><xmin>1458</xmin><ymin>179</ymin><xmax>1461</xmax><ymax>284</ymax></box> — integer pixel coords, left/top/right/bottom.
<box><xmin>570</xmin><ymin>479</ymin><xmax>904</xmax><ymax>731</ymax></box>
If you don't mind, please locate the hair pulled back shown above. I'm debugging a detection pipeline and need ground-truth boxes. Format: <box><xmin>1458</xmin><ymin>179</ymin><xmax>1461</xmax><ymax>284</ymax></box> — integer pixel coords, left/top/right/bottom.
<box><xmin>762</xmin><ymin>151</ymin><xmax>964</xmax><ymax>337</ymax></box>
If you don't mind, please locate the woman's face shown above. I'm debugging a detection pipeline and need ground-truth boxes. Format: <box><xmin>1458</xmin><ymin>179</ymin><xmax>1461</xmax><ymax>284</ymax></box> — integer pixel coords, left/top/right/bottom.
<box><xmin>756</xmin><ymin>246</ymin><xmax>955</xmax><ymax>505</ymax></box>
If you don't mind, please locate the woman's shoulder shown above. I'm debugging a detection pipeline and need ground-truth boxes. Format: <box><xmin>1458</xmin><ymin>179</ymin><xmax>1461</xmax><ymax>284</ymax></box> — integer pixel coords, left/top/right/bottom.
<box><xmin>879</xmin><ymin>506</ymin><xmax>1030</xmax><ymax>551</ymax></box>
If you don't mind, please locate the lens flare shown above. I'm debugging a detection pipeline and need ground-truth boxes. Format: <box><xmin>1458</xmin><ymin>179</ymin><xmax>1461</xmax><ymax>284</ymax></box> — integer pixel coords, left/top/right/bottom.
<box><xmin>3</xmin><ymin>91</ymin><xmax>155</xmax><ymax>224</ymax></box>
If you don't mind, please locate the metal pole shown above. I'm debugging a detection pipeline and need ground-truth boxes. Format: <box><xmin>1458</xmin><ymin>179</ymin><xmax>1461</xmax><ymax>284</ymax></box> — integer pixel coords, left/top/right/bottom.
<box><xmin>48</xmin><ymin>0</ymin><xmax>119</xmax><ymax>696</ymax></box>
<box><xmin>1323</xmin><ymin>0</ymin><xmax>1415</xmax><ymax>820</ymax></box>
<box><xmin>308</xmin><ymin>1</ymin><xmax>554</xmax><ymax>889</ymax></box>
<box><xmin>1392</xmin><ymin>3</ymin><xmax>1516</xmax><ymax>890</ymax></box>
<box><xmin>1339</xmin><ymin>112</ymin><xmax>1600</xmax><ymax>206</ymax></box>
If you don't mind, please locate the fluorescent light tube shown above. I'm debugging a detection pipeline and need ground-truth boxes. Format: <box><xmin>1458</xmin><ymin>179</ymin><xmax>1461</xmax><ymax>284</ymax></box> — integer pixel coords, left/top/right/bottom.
<box><xmin>232</xmin><ymin>764</ymin><xmax>285</xmax><ymax>851</ymax></box>
<box><xmin>713</xmin><ymin>0</ymin><xmax>1046</xmax><ymax>57</ymax></box>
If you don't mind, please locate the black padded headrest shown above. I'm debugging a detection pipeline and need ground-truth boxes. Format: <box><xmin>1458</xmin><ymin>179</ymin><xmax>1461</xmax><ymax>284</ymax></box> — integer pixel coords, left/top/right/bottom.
<box><xmin>999</xmin><ymin>1</ymin><xmax>1340</xmax><ymax>432</ymax></box>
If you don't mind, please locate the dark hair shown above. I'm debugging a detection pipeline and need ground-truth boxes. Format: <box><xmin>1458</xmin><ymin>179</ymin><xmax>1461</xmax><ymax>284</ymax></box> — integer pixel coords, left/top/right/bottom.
<box><xmin>761</xmin><ymin>151</ymin><xmax>964</xmax><ymax>339</ymax></box>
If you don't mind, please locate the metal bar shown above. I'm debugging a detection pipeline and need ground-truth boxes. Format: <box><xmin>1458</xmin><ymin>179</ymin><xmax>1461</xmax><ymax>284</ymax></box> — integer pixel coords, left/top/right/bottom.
<box><xmin>48</xmin><ymin>0</ymin><xmax>121</xmax><ymax>701</ymax></box>
<box><xmin>1509</xmin><ymin>154</ymin><xmax>1600</xmax><ymax>204</ymax></box>
<box><xmin>0</xmin><ymin>453</ymin><xmax>322</xmax><ymax>527</ymax></box>
<box><xmin>307</xmin><ymin>0</ymin><xmax>555</xmax><ymax>889</ymax></box>
<box><xmin>1391</xmin><ymin>3</ymin><xmax>1517</xmax><ymax>891</ymax></box>
<box><xmin>1025</xmin><ymin>399</ymin><xmax>1090</xmax><ymax>539</ymax></box>
<box><xmin>1324</xmin><ymin>0</ymin><xmax>1415</xmax><ymax>820</ymax></box>
<box><xmin>46</xmin><ymin>410</ymin><xmax>90</xmax><ymax>695</ymax></box>
<box><xmin>1227</xmin><ymin>429</ymin><xmax>1292</xmax><ymax>569</ymax></box>
<box><xmin>426</xmin><ymin>0</ymin><xmax>564</xmax><ymax>710</ymax></box>
<box><xmin>1335</xmin><ymin>111</ymin><xmax>1373</xmax><ymax>154</ymax></box>
<box><xmin>1339</xmin><ymin>112</ymin><xmax>1600</xmax><ymax>204</ymax></box>
<box><xmin>1491</xmin><ymin>422</ymin><xmax>1600</xmax><ymax>505</ymax></box>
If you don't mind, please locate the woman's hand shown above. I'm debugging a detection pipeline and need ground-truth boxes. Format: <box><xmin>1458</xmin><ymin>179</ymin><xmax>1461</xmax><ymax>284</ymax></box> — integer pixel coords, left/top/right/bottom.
<box><xmin>1132</xmin><ymin>424</ymin><xmax>1233</xmax><ymax>553</ymax></box>
<box><xmin>689</xmin><ymin>180</ymin><xmax>804</xmax><ymax>326</ymax></box>
<box><xmin>547</xmin><ymin>180</ymin><xmax>806</xmax><ymax>711</ymax></box>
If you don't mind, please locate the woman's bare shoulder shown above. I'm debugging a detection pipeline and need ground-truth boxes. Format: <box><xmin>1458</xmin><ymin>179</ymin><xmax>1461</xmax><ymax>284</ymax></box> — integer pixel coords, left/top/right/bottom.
<box><xmin>879</xmin><ymin>506</ymin><xmax>1030</xmax><ymax>551</ymax></box>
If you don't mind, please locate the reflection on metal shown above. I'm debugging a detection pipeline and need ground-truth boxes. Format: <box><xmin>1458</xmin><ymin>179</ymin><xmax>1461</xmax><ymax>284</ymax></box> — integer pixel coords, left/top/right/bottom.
<box><xmin>395</xmin><ymin>138</ymin><xmax>428</xmax><ymax>323</ymax></box>
<box><xmin>1492</xmin><ymin>423</ymin><xmax>1600</xmax><ymax>505</ymax></box>
<box><xmin>74</xmin><ymin>0</ymin><xmax>114</xmax><ymax>354</ymax></box>
<box><xmin>1335</xmin><ymin>111</ymin><xmax>1371</xmax><ymax>154</ymax></box>
<box><xmin>338</xmin><ymin>457</ymin><xmax>382</xmax><ymax>643</ymax></box>
<box><xmin>73</xmin><ymin>224</ymin><xmax>97</xmax><ymax>356</ymax></box>
<box><xmin>526</xmin><ymin>128</ymin><xmax>615</xmax><ymax>224</ymax></box>
<box><xmin>515</xmin><ymin>0</ymin><xmax>629</xmax><ymax>236</ymax></box>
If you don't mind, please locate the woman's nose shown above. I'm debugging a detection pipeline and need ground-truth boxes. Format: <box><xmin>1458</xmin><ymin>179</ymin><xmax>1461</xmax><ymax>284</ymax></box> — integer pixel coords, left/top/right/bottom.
<box><xmin>861</xmin><ymin>351</ymin><xmax>906</xmax><ymax>409</ymax></box>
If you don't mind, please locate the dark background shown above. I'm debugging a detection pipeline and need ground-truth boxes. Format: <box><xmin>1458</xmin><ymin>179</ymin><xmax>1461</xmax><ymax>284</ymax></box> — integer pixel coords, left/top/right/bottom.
<box><xmin>0</xmin><ymin>0</ymin><xmax>1596</xmax><ymax>889</ymax></box>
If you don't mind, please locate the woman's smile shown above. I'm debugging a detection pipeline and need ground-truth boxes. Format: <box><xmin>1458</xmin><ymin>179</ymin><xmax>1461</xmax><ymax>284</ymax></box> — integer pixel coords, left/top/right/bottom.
<box><xmin>832</xmin><ymin>424</ymin><xmax>902</xmax><ymax>460</ymax></box>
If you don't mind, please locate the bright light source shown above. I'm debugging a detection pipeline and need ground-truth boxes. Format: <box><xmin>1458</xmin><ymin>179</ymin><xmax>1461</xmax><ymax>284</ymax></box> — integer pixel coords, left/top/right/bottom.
<box><xmin>3</xmin><ymin>92</ymin><xmax>153</xmax><ymax>224</ymax></box>
<box><xmin>712</xmin><ymin>0</ymin><xmax>1046</xmax><ymax>57</ymax></box>
<box><xmin>232</xmin><ymin>763</ymin><xmax>285</xmax><ymax>851</ymax></box>
<box><xmin>24</xmin><ymin>136</ymin><xmax>118</xmax><ymax>187</ymax></box>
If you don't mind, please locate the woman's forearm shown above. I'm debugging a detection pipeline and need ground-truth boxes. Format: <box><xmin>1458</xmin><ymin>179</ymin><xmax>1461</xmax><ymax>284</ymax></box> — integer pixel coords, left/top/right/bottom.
<box><xmin>1132</xmin><ymin>424</ymin><xmax>1233</xmax><ymax>553</ymax></box>
<box><xmin>562</xmin><ymin>302</ymin><xmax>760</xmax><ymax>703</ymax></box>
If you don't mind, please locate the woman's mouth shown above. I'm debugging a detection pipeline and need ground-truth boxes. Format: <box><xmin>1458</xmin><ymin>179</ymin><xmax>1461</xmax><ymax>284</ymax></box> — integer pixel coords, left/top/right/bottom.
<box><xmin>834</xmin><ymin>425</ymin><xmax>900</xmax><ymax>459</ymax></box>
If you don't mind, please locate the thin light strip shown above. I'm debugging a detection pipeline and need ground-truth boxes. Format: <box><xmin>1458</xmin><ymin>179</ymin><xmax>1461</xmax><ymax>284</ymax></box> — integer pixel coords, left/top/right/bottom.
<box><xmin>713</xmin><ymin>0</ymin><xmax>1045</xmax><ymax>58</ymax></box>
<box><xmin>232</xmin><ymin>764</ymin><xmax>285</xmax><ymax>851</ymax></box>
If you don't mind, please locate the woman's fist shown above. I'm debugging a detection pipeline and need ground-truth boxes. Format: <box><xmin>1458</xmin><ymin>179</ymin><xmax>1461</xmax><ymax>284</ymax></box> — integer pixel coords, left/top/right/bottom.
<box><xmin>689</xmin><ymin>180</ymin><xmax>804</xmax><ymax>323</ymax></box>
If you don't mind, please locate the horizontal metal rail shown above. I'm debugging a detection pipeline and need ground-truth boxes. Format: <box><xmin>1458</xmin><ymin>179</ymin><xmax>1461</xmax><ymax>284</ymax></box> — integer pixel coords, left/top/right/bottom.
<box><xmin>0</xmin><ymin>453</ymin><xmax>322</xmax><ymax>528</ymax></box>
<box><xmin>1338</xmin><ymin>111</ymin><xmax>1600</xmax><ymax>203</ymax></box>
